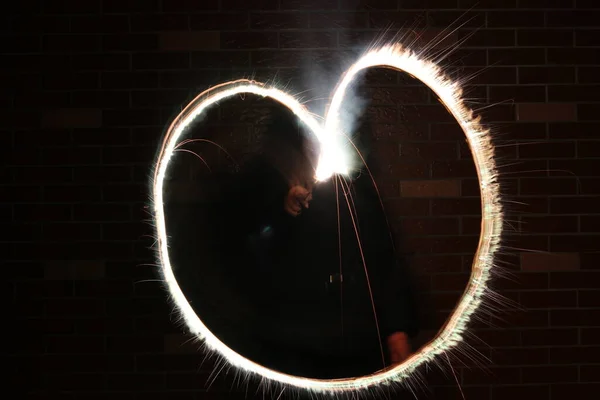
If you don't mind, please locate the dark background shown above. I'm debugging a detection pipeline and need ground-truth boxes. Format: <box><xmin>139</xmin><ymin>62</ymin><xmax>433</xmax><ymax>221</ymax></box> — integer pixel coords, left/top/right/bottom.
<box><xmin>4</xmin><ymin>0</ymin><xmax>599</xmax><ymax>399</ymax></box>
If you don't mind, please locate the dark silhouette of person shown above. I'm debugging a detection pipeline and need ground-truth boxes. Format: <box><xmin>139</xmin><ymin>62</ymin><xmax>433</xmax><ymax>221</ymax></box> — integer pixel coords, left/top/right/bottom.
<box><xmin>193</xmin><ymin>108</ymin><xmax>419</xmax><ymax>379</ymax></box>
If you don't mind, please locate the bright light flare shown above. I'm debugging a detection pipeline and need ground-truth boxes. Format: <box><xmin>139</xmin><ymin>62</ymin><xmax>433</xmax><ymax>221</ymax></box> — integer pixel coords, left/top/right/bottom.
<box><xmin>152</xmin><ymin>43</ymin><xmax>503</xmax><ymax>394</ymax></box>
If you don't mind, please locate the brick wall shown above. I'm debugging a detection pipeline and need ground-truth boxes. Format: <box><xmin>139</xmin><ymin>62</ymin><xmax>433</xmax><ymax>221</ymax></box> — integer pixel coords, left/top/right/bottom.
<box><xmin>5</xmin><ymin>0</ymin><xmax>599</xmax><ymax>399</ymax></box>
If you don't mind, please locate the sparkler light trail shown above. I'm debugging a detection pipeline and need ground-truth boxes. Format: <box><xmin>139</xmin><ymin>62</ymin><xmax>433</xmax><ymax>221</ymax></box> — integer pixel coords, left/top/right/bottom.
<box><xmin>152</xmin><ymin>43</ymin><xmax>503</xmax><ymax>394</ymax></box>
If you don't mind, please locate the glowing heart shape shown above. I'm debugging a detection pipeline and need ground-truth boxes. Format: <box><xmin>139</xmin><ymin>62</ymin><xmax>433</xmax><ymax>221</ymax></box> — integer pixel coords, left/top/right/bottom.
<box><xmin>152</xmin><ymin>43</ymin><xmax>502</xmax><ymax>393</ymax></box>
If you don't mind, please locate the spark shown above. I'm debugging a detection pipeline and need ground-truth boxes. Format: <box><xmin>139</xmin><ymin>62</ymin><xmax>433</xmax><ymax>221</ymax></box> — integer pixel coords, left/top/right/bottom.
<box><xmin>152</xmin><ymin>43</ymin><xmax>503</xmax><ymax>394</ymax></box>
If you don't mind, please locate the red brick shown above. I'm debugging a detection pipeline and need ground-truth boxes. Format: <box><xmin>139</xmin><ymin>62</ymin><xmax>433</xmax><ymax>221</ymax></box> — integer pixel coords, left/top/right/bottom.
<box><xmin>581</xmin><ymin>216</ymin><xmax>600</xmax><ymax>232</ymax></box>
<box><xmin>519</xmin><ymin>141</ymin><xmax>576</xmax><ymax>159</ymax></box>
<box><xmin>548</xmin><ymin>48</ymin><xmax>599</xmax><ymax>65</ymax></box>
<box><xmin>517</xmin><ymin>29</ymin><xmax>574</xmax><ymax>47</ymax></box>
<box><xmin>279</xmin><ymin>0</ymin><xmax>337</xmax><ymax>9</ymax></box>
<box><xmin>44</xmin><ymin>72</ymin><xmax>99</xmax><ymax>90</ymax></box>
<box><xmin>459</xmin><ymin>0</ymin><xmax>516</xmax><ymax>7</ymax></box>
<box><xmin>157</xmin><ymin>70</ymin><xmax>218</xmax><ymax>89</ymax></box>
<box><xmin>44</xmin><ymin>373</ymin><xmax>106</xmax><ymax>391</ymax></box>
<box><xmin>103</xmin><ymin>185</ymin><xmax>147</xmax><ymax>202</ymax></box>
<box><xmin>400</xmin><ymin>180</ymin><xmax>461</xmax><ymax>197</ymax></box>
<box><xmin>493</xmin><ymin>122</ymin><xmax>547</xmax><ymax>140</ymax></box>
<box><xmin>134</xmin><ymin>317</ymin><xmax>180</xmax><ymax>335</ymax></box>
<box><xmin>522</xmin><ymin>328</ymin><xmax>578</xmax><ymax>346</ymax></box>
<box><xmin>159</xmin><ymin>32</ymin><xmax>220</xmax><ymax>51</ymax></box>
<box><xmin>135</xmin><ymin>354</ymin><xmax>207</xmax><ymax>372</ymax></box>
<box><xmin>410</xmin><ymin>254</ymin><xmax>464</xmax><ymax>273</ymax></box>
<box><xmin>221</xmin><ymin>0</ymin><xmax>278</xmax><ymax>10</ymax></box>
<box><xmin>551</xmin><ymin>197</ymin><xmax>600</xmax><ymax>214</ymax></box>
<box><xmin>549</xmin><ymin>85</ymin><xmax>600</xmax><ymax>102</ymax></box>
<box><xmin>221</xmin><ymin>32</ymin><xmax>277</xmax><ymax>49</ymax></box>
<box><xmin>161</xmin><ymin>0</ymin><xmax>218</xmax><ymax>12</ymax></box>
<box><xmin>11</xmin><ymin>15</ymin><xmax>70</xmax><ymax>33</ymax></box>
<box><xmin>46</xmin><ymin>298</ymin><xmax>105</xmax><ymax>317</ymax></box>
<box><xmin>428</xmin><ymin>11</ymin><xmax>485</xmax><ymax>28</ymax></box>
<box><xmin>71</xmin><ymin>15</ymin><xmax>129</xmax><ymax>33</ymax></box>
<box><xmin>103</xmin><ymin>109</ymin><xmax>161</xmax><ymax>127</ymax></box>
<box><xmin>461</xmin><ymin>216</ymin><xmax>482</xmax><ymax>234</ymax></box>
<box><xmin>250</xmin><ymin>12</ymin><xmax>309</xmax><ymax>29</ymax></box>
<box><xmin>368</xmin><ymin>11</ymin><xmax>423</xmax><ymax>29</ymax></box>
<box><xmin>550</xmin><ymin>271</ymin><xmax>600</xmax><ymax>289</ymax></box>
<box><xmin>490</xmin><ymin>86</ymin><xmax>546</xmax><ymax>103</ymax></box>
<box><xmin>489</xmin><ymin>48</ymin><xmax>546</xmax><ymax>66</ymax></box>
<box><xmin>43</xmin><ymin>223</ymin><xmax>101</xmax><ymax>241</ymax></box>
<box><xmin>522</xmin><ymin>366</ymin><xmax>578</xmax><ymax>384</ymax></box>
<box><xmin>488</xmin><ymin>11</ymin><xmax>545</xmax><ymax>27</ymax></box>
<box><xmin>494</xmin><ymin>272</ymin><xmax>549</xmax><ymax>290</ymax></box>
<box><xmin>102</xmin><ymin>34</ymin><xmax>158</xmax><ymax>52</ymax></box>
<box><xmin>520</xmin><ymin>253</ymin><xmax>580</xmax><ymax>272</ymax></box>
<box><xmin>579</xmin><ymin>290</ymin><xmax>600</xmax><ymax>307</ymax></box>
<box><xmin>444</xmin><ymin>50</ymin><xmax>489</xmax><ymax>68</ymax></box>
<box><xmin>581</xmin><ymin>365</ymin><xmax>600</xmax><ymax>382</ymax></box>
<box><xmin>581</xmin><ymin>328</ymin><xmax>600</xmax><ymax>345</ymax></box>
<box><xmin>403</xmin><ymin>28</ymin><xmax>460</xmax><ymax>49</ymax></box>
<box><xmin>16</xmin><ymin>281</ymin><xmax>72</xmax><ymax>299</ymax></box>
<box><xmin>579</xmin><ymin>67</ymin><xmax>600</xmax><ymax>83</ymax></box>
<box><xmin>579</xmin><ymin>103</ymin><xmax>600</xmax><ymax>121</ymax></box>
<box><xmin>581</xmin><ymin>252</ymin><xmax>600</xmax><ymax>270</ymax></box>
<box><xmin>77</xmin><ymin>318</ymin><xmax>133</xmax><ymax>335</ymax></box>
<box><xmin>74</xmin><ymin>204</ymin><xmax>131</xmax><ymax>222</ymax></box>
<box><xmin>548</xmin><ymin>10</ymin><xmax>600</xmax><ymax>27</ymax></box>
<box><xmin>458</xmin><ymin>28</ymin><xmax>514</xmax><ymax>48</ymax></box>
<box><xmin>432</xmin><ymin>160</ymin><xmax>477</xmax><ymax>178</ymax></box>
<box><xmin>401</xmin><ymin>142</ymin><xmax>457</xmax><ymax>159</ymax></box>
<box><xmin>130</xmin><ymin>14</ymin><xmax>189</xmax><ymax>32</ymax></box>
<box><xmin>520</xmin><ymin>290</ymin><xmax>577</xmax><ymax>309</ymax></box>
<box><xmin>550</xmin><ymin>235</ymin><xmax>600</xmax><ymax>252</ymax></box>
<box><xmin>106</xmin><ymin>335</ymin><xmax>164</xmax><ymax>354</ymax></box>
<box><xmin>517</xmin><ymin>104</ymin><xmax>577</xmax><ymax>122</ymax></box>
<box><xmin>400</xmin><ymin>217</ymin><xmax>460</xmax><ymax>236</ymax></box>
<box><xmin>549</xmin><ymin>346</ymin><xmax>600</xmax><ymax>363</ymax></box>
<box><xmin>42</xmin><ymin>108</ymin><xmax>102</xmax><ymax>129</ymax></box>
<box><xmin>461</xmin><ymin>366</ymin><xmax>521</xmax><ymax>385</ymax></box>
<box><xmin>279</xmin><ymin>31</ymin><xmax>337</xmax><ymax>49</ymax></box>
<box><xmin>430</xmin><ymin>272</ymin><xmax>470</xmax><ymax>291</ymax></box>
<box><xmin>73</xmin><ymin>54</ymin><xmax>131</xmax><ymax>71</ymax></box>
<box><xmin>43</xmin><ymin>0</ymin><xmax>101</xmax><ymax>14</ymax></box>
<box><xmin>309</xmin><ymin>12</ymin><xmax>368</xmax><ymax>29</ymax></box>
<box><xmin>380</xmin><ymin>161</ymin><xmax>426</xmax><ymax>179</ymax></box>
<box><xmin>492</xmin><ymin>385</ymin><xmax>549</xmax><ymax>399</ymax></box>
<box><xmin>368</xmin><ymin>86</ymin><xmax>430</xmax><ymax>106</ymax></box>
<box><xmin>491</xmin><ymin>347</ymin><xmax>548</xmax><ymax>366</ymax></box>
<box><xmin>549</xmin><ymin>159</ymin><xmax>600</xmax><ymax>177</ymax></box>
<box><xmin>15</xmin><ymin>204</ymin><xmax>71</xmax><ymax>222</ymax></box>
<box><xmin>74</xmin><ymin>280</ymin><xmax>133</xmax><ymax>298</ymax></box>
<box><xmin>163</xmin><ymin>334</ymin><xmax>202</xmax><ymax>354</ymax></box>
<box><xmin>106</xmin><ymin>373</ymin><xmax>165</xmax><ymax>391</ymax></box>
<box><xmin>551</xmin><ymin>309</ymin><xmax>600</xmax><ymax>326</ymax></box>
<box><xmin>519</xmin><ymin>67</ymin><xmax>575</xmax><ymax>84</ymax></box>
<box><xmin>549</xmin><ymin>122</ymin><xmax>599</xmax><ymax>139</ymax></box>
<box><xmin>519</xmin><ymin>178</ymin><xmax>578</xmax><ymax>196</ymax></box>
<box><xmin>132</xmin><ymin>52</ymin><xmax>189</xmax><ymax>70</ymax></box>
<box><xmin>519</xmin><ymin>216</ymin><xmax>578</xmax><ymax>234</ymax></box>
<box><xmin>431</xmin><ymin>198</ymin><xmax>481</xmax><ymax>215</ymax></box>
<box><xmin>44</xmin><ymin>35</ymin><xmax>100</xmax><ymax>53</ymax></box>
<box><xmin>491</xmin><ymin>309</ymin><xmax>549</xmax><ymax>328</ymax></box>
<box><xmin>191</xmin><ymin>50</ymin><xmax>250</xmax><ymax>68</ymax></box>
<box><xmin>578</xmin><ymin>140</ymin><xmax>600</xmax><ymax>158</ymax></box>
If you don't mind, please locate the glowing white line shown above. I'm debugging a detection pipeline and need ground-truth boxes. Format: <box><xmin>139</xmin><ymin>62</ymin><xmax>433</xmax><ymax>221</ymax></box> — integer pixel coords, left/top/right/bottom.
<box><xmin>152</xmin><ymin>43</ymin><xmax>503</xmax><ymax>393</ymax></box>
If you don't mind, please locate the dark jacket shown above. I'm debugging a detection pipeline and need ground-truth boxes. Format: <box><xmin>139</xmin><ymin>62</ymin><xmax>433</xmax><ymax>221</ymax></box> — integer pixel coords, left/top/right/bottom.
<box><xmin>209</xmin><ymin>155</ymin><xmax>419</xmax><ymax>376</ymax></box>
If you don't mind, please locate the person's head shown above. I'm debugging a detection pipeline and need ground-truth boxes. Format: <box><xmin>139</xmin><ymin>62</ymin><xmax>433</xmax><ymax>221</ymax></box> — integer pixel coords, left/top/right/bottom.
<box><xmin>262</xmin><ymin>109</ymin><xmax>318</xmax><ymax>189</ymax></box>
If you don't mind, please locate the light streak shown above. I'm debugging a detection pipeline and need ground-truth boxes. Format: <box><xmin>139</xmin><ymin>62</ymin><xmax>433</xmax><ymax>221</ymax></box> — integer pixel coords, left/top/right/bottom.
<box><xmin>152</xmin><ymin>43</ymin><xmax>503</xmax><ymax>394</ymax></box>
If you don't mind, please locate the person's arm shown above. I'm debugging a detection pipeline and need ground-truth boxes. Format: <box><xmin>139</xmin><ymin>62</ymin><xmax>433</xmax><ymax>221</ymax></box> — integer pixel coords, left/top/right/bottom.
<box><xmin>355</xmin><ymin>175</ymin><xmax>419</xmax><ymax>362</ymax></box>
